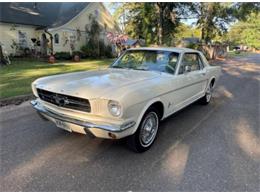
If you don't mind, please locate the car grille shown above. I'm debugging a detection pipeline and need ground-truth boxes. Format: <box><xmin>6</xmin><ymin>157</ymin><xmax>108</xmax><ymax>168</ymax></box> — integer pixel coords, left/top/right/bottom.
<box><xmin>37</xmin><ymin>88</ymin><xmax>91</xmax><ymax>112</ymax></box>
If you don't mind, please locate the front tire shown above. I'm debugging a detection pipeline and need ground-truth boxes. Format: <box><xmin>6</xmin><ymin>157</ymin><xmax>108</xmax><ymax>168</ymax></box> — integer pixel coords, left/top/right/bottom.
<box><xmin>127</xmin><ymin>108</ymin><xmax>159</xmax><ymax>153</ymax></box>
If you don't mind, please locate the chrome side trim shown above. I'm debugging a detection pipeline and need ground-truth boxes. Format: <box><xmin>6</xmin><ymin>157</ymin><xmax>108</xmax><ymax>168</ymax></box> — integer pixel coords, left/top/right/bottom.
<box><xmin>31</xmin><ymin>100</ymin><xmax>135</xmax><ymax>132</ymax></box>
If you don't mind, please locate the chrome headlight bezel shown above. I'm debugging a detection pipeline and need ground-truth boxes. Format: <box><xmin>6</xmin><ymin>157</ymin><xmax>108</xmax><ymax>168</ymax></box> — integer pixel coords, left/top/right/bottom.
<box><xmin>31</xmin><ymin>81</ymin><xmax>38</xmax><ymax>97</ymax></box>
<box><xmin>107</xmin><ymin>100</ymin><xmax>122</xmax><ymax>117</ymax></box>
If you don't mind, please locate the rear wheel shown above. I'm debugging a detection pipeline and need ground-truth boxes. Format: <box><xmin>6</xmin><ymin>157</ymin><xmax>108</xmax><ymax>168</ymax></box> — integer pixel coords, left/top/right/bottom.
<box><xmin>127</xmin><ymin>108</ymin><xmax>159</xmax><ymax>152</ymax></box>
<box><xmin>200</xmin><ymin>82</ymin><xmax>213</xmax><ymax>105</ymax></box>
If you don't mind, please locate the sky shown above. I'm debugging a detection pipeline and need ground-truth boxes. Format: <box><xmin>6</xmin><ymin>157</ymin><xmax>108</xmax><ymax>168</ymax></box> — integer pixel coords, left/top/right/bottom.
<box><xmin>104</xmin><ymin>2</ymin><xmax>116</xmax><ymax>14</ymax></box>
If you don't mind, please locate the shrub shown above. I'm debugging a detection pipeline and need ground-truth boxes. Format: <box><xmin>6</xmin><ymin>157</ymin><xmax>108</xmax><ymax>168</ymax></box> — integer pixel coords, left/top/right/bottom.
<box><xmin>72</xmin><ymin>51</ymin><xmax>87</xmax><ymax>59</ymax></box>
<box><xmin>104</xmin><ymin>45</ymin><xmax>113</xmax><ymax>58</ymax></box>
<box><xmin>99</xmin><ymin>41</ymin><xmax>106</xmax><ymax>57</ymax></box>
<box><xmin>80</xmin><ymin>43</ymin><xmax>99</xmax><ymax>58</ymax></box>
<box><xmin>81</xmin><ymin>17</ymin><xmax>115</xmax><ymax>58</ymax></box>
<box><xmin>80</xmin><ymin>45</ymin><xmax>90</xmax><ymax>57</ymax></box>
<box><xmin>81</xmin><ymin>43</ymin><xmax>114</xmax><ymax>59</ymax></box>
<box><xmin>186</xmin><ymin>42</ymin><xmax>199</xmax><ymax>50</ymax></box>
<box><xmin>54</xmin><ymin>52</ymin><xmax>71</xmax><ymax>60</ymax></box>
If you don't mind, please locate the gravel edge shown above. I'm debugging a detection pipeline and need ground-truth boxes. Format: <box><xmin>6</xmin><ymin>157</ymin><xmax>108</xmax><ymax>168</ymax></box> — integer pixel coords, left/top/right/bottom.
<box><xmin>0</xmin><ymin>94</ymin><xmax>34</xmax><ymax>107</ymax></box>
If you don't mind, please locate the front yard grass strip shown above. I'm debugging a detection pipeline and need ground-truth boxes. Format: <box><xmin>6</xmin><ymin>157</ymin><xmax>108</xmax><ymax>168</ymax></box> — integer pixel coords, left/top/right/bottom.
<box><xmin>0</xmin><ymin>58</ymin><xmax>114</xmax><ymax>99</ymax></box>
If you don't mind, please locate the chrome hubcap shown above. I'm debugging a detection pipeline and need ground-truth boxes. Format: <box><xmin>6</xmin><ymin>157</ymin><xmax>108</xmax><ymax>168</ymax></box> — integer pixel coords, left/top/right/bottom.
<box><xmin>206</xmin><ymin>85</ymin><xmax>213</xmax><ymax>102</ymax></box>
<box><xmin>139</xmin><ymin>112</ymin><xmax>158</xmax><ymax>147</ymax></box>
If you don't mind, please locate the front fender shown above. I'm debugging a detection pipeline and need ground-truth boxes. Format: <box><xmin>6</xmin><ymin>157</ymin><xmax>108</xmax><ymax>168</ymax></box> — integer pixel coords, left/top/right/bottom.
<box><xmin>125</xmin><ymin>97</ymin><xmax>165</xmax><ymax>135</ymax></box>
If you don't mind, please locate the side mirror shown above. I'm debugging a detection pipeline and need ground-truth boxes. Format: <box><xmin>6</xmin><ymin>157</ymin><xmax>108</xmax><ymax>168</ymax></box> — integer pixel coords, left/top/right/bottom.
<box><xmin>184</xmin><ymin>65</ymin><xmax>191</xmax><ymax>73</ymax></box>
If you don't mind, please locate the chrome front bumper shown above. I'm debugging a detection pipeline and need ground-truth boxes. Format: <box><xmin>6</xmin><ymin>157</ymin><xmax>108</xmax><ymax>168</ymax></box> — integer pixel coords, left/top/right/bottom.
<box><xmin>30</xmin><ymin>99</ymin><xmax>136</xmax><ymax>133</ymax></box>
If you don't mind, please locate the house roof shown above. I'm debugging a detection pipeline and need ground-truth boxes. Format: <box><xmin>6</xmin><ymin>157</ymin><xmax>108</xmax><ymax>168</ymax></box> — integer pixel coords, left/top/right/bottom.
<box><xmin>122</xmin><ymin>39</ymin><xmax>146</xmax><ymax>47</ymax></box>
<box><xmin>122</xmin><ymin>39</ymin><xmax>139</xmax><ymax>46</ymax></box>
<box><xmin>0</xmin><ymin>2</ymin><xmax>89</xmax><ymax>28</ymax></box>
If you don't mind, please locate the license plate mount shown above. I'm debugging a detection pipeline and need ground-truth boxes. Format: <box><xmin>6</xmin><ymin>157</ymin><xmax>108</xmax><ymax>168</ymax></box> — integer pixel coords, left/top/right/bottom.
<box><xmin>55</xmin><ymin>119</ymin><xmax>72</xmax><ymax>132</ymax></box>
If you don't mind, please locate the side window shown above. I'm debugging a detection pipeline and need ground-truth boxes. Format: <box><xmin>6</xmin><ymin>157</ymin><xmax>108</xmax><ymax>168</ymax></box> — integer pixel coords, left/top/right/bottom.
<box><xmin>179</xmin><ymin>53</ymin><xmax>202</xmax><ymax>74</ymax></box>
<box><xmin>166</xmin><ymin>52</ymin><xmax>179</xmax><ymax>74</ymax></box>
<box><xmin>54</xmin><ymin>33</ymin><xmax>59</xmax><ymax>44</ymax></box>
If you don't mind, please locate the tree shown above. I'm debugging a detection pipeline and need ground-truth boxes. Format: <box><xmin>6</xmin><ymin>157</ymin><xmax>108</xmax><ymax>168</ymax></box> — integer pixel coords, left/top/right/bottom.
<box><xmin>106</xmin><ymin>32</ymin><xmax>128</xmax><ymax>55</ymax></box>
<box><xmin>87</xmin><ymin>17</ymin><xmax>101</xmax><ymax>57</ymax></box>
<box><xmin>189</xmin><ymin>2</ymin><xmax>260</xmax><ymax>43</ymax></box>
<box><xmin>112</xmin><ymin>2</ymin><xmax>259</xmax><ymax>46</ymax></box>
<box><xmin>155</xmin><ymin>2</ymin><xmax>183</xmax><ymax>45</ymax></box>
<box><xmin>113</xmin><ymin>2</ymin><xmax>191</xmax><ymax>46</ymax></box>
<box><xmin>174</xmin><ymin>23</ymin><xmax>201</xmax><ymax>43</ymax></box>
<box><xmin>118</xmin><ymin>3</ymin><xmax>158</xmax><ymax>44</ymax></box>
<box><xmin>223</xmin><ymin>3</ymin><xmax>260</xmax><ymax>49</ymax></box>
<box><xmin>188</xmin><ymin>3</ymin><xmax>234</xmax><ymax>43</ymax></box>
<box><xmin>82</xmin><ymin>16</ymin><xmax>114</xmax><ymax>58</ymax></box>
<box><xmin>232</xmin><ymin>2</ymin><xmax>260</xmax><ymax>20</ymax></box>
<box><xmin>0</xmin><ymin>44</ymin><xmax>11</xmax><ymax>65</ymax></box>
<box><xmin>227</xmin><ymin>13</ymin><xmax>260</xmax><ymax>49</ymax></box>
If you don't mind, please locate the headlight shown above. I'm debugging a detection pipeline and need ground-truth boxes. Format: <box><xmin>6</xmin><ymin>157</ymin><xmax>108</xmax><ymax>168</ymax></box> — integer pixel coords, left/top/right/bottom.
<box><xmin>108</xmin><ymin>100</ymin><xmax>121</xmax><ymax>117</ymax></box>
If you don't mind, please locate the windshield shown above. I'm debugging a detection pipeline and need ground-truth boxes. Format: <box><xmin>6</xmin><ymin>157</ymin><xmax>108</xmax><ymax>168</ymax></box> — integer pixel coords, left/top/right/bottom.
<box><xmin>110</xmin><ymin>50</ymin><xmax>179</xmax><ymax>74</ymax></box>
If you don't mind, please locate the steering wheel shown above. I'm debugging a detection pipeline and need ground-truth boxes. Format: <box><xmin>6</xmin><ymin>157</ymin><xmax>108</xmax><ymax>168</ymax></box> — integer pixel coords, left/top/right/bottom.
<box><xmin>159</xmin><ymin>64</ymin><xmax>175</xmax><ymax>73</ymax></box>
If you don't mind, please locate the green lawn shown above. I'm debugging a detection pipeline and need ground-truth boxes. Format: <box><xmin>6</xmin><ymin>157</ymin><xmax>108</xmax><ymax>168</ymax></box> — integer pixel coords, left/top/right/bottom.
<box><xmin>227</xmin><ymin>51</ymin><xmax>249</xmax><ymax>58</ymax></box>
<box><xmin>0</xmin><ymin>58</ymin><xmax>114</xmax><ymax>99</ymax></box>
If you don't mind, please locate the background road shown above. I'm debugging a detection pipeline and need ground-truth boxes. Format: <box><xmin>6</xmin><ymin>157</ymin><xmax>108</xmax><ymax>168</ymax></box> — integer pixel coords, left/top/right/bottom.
<box><xmin>1</xmin><ymin>53</ymin><xmax>259</xmax><ymax>191</ymax></box>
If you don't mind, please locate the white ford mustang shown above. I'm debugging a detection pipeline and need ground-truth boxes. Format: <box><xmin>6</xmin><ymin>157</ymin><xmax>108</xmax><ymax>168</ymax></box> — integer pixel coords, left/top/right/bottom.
<box><xmin>31</xmin><ymin>47</ymin><xmax>221</xmax><ymax>152</ymax></box>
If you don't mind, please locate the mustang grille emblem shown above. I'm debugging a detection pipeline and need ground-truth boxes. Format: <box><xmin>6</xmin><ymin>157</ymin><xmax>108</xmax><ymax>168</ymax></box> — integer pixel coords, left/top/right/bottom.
<box><xmin>53</xmin><ymin>95</ymin><xmax>69</xmax><ymax>106</ymax></box>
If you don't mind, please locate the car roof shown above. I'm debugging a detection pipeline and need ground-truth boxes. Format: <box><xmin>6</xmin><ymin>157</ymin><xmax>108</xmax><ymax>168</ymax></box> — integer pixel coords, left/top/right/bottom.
<box><xmin>127</xmin><ymin>47</ymin><xmax>199</xmax><ymax>53</ymax></box>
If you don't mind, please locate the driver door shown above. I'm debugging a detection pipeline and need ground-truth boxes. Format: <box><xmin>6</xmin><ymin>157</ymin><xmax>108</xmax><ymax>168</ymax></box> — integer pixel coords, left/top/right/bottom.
<box><xmin>172</xmin><ymin>52</ymin><xmax>207</xmax><ymax>110</ymax></box>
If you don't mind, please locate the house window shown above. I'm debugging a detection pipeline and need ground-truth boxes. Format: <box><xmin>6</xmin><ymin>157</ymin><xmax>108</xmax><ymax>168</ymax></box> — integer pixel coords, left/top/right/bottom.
<box><xmin>95</xmin><ymin>10</ymin><xmax>99</xmax><ymax>17</ymax></box>
<box><xmin>18</xmin><ymin>31</ymin><xmax>28</xmax><ymax>48</ymax></box>
<box><xmin>54</xmin><ymin>33</ymin><xmax>59</xmax><ymax>44</ymax></box>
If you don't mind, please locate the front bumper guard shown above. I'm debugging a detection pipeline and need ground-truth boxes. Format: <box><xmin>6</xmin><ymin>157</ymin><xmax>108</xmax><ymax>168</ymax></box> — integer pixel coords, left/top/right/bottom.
<box><xmin>30</xmin><ymin>100</ymin><xmax>135</xmax><ymax>132</ymax></box>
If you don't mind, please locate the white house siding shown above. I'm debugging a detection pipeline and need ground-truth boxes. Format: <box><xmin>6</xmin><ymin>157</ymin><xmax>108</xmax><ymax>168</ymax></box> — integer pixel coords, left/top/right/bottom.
<box><xmin>0</xmin><ymin>3</ymin><xmax>119</xmax><ymax>55</ymax></box>
<box><xmin>0</xmin><ymin>22</ymin><xmax>40</xmax><ymax>55</ymax></box>
<box><xmin>49</xmin><ymin>3</ymin><xmax>119</xmax><ymax>53</ymax></box>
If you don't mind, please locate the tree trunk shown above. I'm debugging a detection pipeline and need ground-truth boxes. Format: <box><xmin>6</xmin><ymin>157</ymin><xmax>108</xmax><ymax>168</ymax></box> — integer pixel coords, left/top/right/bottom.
<box><xmin>201</xmin><ymin>28</ymin><xmax>205</xmax><ymax>43</ymax></box>
<box><xmin>44</xmin><ymin>30</ymin><xmax>53</xmax><ymax>55</ymax></box>
<box><xmin>158</xmin><ymin>10</ymin><xmax>163</xmax><ymax>45</ymax></box>
<box><xmin>0</xmin><ymin>45</ymin><xmax>10</xmax><ymax>65</ymax></box>
<box><xmin>0</xmin><ymin>45</ymin><xmax>4</xmax><ymax>65</ymax></box>
<box><xmin>156</xmin><ymin>3</ymin><xmax>164</xmax><ymax>45</ymax></box>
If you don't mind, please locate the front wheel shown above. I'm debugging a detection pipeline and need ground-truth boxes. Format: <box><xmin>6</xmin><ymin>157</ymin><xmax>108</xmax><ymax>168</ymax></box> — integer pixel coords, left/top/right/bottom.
<box><xmin>127</xmin><ymin>108</ymin><xmax>159</xmax><ymax>152</ymax></box>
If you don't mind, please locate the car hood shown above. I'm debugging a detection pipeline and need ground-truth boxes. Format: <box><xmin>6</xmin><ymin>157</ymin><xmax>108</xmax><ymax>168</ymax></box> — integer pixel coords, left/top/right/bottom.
<box><xmin>35</xmin><ymin>68</ymin><xmax>160</xmax><ymax>99</ymax></box>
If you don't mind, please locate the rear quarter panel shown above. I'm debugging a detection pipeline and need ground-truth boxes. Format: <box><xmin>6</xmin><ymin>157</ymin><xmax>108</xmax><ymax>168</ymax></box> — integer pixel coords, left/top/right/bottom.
<box><xmin>206</xmin><ymin>65</ymin><xmax>221</xmax><ymax>88</ymax></box>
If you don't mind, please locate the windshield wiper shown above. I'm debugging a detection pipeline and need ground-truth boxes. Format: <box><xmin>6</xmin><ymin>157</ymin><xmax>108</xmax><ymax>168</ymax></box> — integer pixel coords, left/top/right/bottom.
<box><xmin>132</xmin><ymin>67</ymin><xmax>149</xmax><ymax>71</ymax></box>
<box><xmin>111</xmin><ymin>66</ymin><xmax>124</xmax><ymax>69</ymax></box>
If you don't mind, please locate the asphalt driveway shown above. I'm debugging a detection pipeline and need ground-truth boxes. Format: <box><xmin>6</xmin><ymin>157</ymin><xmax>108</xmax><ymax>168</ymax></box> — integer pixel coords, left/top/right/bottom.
<box><xmin>0</xmin><ymin>53</ymin><xmax>259</xmax><ymax>191</ymax></box>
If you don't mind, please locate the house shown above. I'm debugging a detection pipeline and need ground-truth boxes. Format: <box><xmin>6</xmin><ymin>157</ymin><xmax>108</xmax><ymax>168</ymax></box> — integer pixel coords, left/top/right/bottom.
<box><xmin>121</xmin><ymin>39</ymin><xmax>145</xmax><ymax>49</ymax></box>
<box><xmin>0</xmin><ymin>2</ymin><xmax>120</xmax><ymax>56</ymax></box>
<box><xmin>180</xmin><ymin>37</ymin><xmax>200</xmax><ymax>47</ymax></box>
